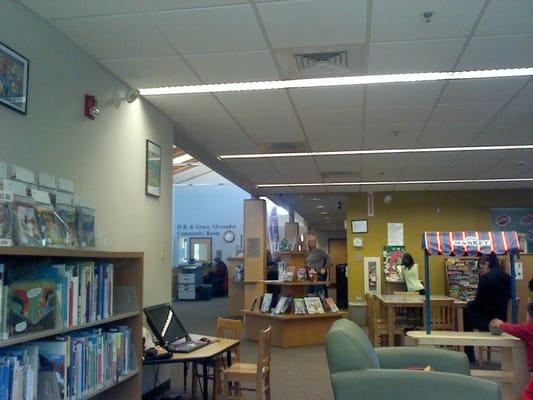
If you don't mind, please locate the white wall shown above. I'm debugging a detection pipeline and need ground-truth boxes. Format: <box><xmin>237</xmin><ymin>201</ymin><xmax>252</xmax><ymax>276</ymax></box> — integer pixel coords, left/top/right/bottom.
<box><xmin>0</xmin><ymin>0</ymin><xmax>173</xmax><ymax>308</ymax></box>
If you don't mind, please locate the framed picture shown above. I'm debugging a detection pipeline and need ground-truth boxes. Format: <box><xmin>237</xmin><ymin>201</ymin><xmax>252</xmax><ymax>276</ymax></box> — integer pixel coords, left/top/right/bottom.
<box><xmin>0</xmin><ymin>42</ymin><xmax>29</xmax><ymax>115</ymax></box>
<box><xmin>145</xmin><ymin>140</ymin><xmax>161</xmax><ymax>198</ymax></box>
<box><xmin>364</xmin><ymin>257</ymin><xmax>381</xmax><ymax>294</ymax></box>
<box><xmin>351</xmin><ymin>219</ymin><xmax>368</xmax><ymax>233</ymax></box>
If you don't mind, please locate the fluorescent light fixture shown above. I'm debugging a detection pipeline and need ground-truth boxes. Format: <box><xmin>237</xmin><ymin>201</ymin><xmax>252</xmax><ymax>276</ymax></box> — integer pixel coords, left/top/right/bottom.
<box><xmin>219</xmin><ymin>144</ymin><xmax>533</xmax><ymax>160</ymax></box>
<box><xmin>256</xmin><ymin>177</ymin><xmax>533</xmax><ymax>188</ymax></box>
<box><xmin>316</xmin><ymin>205</ymin><xmax>325</xmax><ymax>208</ymax></box>
<box><xmin>139</xmin><ymin>67</ymin><xmax>533</xmax><ymax>96</ymax></box>
<box><xmin>173</xmin><ymin>154</ymin><xmax>194</xmax><ymax>165</ymax></box>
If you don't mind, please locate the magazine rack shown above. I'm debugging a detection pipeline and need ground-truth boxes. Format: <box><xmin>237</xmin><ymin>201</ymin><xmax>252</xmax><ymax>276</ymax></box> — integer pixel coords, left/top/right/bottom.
<box><xmin>243</xmin><ymin>280</ymin><xmax>347</xmax><ymax>348</ymax></box>
<box><xmin>0</xmin><ymin>247</ymin><xmax>143</xmax><ymax>399</ymax></box>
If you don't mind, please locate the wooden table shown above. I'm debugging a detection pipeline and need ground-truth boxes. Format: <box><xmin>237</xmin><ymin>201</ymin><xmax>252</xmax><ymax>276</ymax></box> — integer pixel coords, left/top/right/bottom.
<box><xmin>143</xmin><ymin>335</ymin><xmax>240</xmax><ymax>400</ymax></box>
<box><xmin>243</xmin><ymin>310</ymin><xmax>347</xmax><ymax>347</ymax></box>
<box><xmin>375</xmin><ymin>294</ymin><xmax>467</xmax><ymax>346</ymax></box>
<box><xmin>407</xmin><ymin>331</ymin><xmax>528</xmax><ymax>400</ymax></box>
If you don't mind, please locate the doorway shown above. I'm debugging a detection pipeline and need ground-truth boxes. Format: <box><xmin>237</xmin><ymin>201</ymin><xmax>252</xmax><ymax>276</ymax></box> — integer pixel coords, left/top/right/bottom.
<box><xmin>189</xmin><ymin>237</ymin><xmax>212</xmax><ymax>263</ymax></box>
<box><xmin>328</xmin><ymin>239</ymin><xmax>347</xmax><ymax>286</ymax></box>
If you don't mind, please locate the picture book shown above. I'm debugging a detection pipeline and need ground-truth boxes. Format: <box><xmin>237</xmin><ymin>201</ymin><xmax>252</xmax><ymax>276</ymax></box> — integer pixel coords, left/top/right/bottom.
<box><xmin>272</xmin><ymin>296</ymin><xmax>292</xmax><ymax>314</ymax></box>
<box><xmin>38</xmin><ymin>338</ymin><xmax>70</xmax><ymax>400</ymax></box>
<box><xmin>76</xmin><ymin>206</ymin><xmax>95</xmax><ymax>247</ymax></box>
<box><xmin>35</xmin><ymin>205</ymin><xmax>67</xmax><ymax>247</ymax></box>
<box><xmin>14</xmin><ymin>201</ymin><xmax>43</xmax><ymax>246</ymax></box>
<box><xmin>293</xmin><ymin>298</ymin><xmax>306</xmax><ymax>314</ymax></box>
<box><xmin>325</xmin><ymin>297</ymin><xmax>339</xmax><ymax>312</ymax></box>
<box><xmin>260</xmin><ymin>293</ymin><xmax>273</xmax><ymax>313</ymax></box>
<box><xmin>0</xmin><ymin>192</ymin><xmax>14</xmax><ymax>246</ymax></box>
<box><xmin>283</xmin><ymin>267</ymin><xmax>296</xmax><ymax>281</ymax></box>
<box><xmin>304</xmin><ymin>297</ymin><xmax>324</xmax><ymax>314</ymax></box>
<box><xmin>297</xmin><ymin>268</ymin><xmax>307</xmax><ymax>281</ymax></box>
<box><xmin>56</xmin><ymin>204</ymin><xmax>78</xmax><ymax>248</ymax></box>
<box><xmin>250</xmin><ymin>297</ymin><xmax>258</xmax><ymax>311</ymax></box>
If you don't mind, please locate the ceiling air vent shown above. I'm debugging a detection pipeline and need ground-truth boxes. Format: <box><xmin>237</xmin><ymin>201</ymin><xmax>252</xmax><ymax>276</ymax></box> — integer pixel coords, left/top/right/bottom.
<box><xmin>294</xmin><ymin>51</ymin><xmax>348</xmax><ymax>75</ymax></box>
<box><xmin>262</xmin><ymin>142</ymin><xmax>308</xmax><ymax>152</ymax></box>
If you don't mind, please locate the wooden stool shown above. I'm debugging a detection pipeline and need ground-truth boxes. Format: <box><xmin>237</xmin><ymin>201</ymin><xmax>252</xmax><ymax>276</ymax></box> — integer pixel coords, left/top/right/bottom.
<box><xmin>223</xmin><ymin>326</ymin><xmax>271</xmax><ymax>400</ymax></box>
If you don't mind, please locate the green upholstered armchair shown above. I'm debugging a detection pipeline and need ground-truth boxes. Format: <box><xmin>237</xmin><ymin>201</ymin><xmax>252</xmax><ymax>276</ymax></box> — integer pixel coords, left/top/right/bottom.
<box><xmin>326</xmin><ymin>319</ymin><xmax>500</xmax><ymax>400</ymax></box>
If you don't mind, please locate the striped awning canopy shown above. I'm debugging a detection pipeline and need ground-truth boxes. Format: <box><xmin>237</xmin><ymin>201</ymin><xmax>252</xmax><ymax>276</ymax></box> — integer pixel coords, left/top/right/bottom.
<box><xmin>422</xmin><ymin>231</ymin><xmax>521</xmax><ymax>256</ymax></box>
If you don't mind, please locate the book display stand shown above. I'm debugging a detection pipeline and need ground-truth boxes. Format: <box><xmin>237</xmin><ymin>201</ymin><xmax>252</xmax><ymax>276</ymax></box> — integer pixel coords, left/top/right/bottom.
<box><xmin>0</xmin><ymin>247</ymin><xmax>143</xmax><ymax>399</ymax></box>
<box><xmin>243</xmin><ymin>280</ymin><xmax>347</xmax><ymax>348</ymax></box>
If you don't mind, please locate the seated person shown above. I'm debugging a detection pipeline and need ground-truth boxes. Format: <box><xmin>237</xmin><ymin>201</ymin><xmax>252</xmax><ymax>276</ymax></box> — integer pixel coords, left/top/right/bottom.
<box><xmin>464</xmin><ymin>253</ymin><xmax>511</xmax><ymax>362</ymax></box>
<box><xmin>490</xmin><ymin>303</ymin><xmax>533</xmax><ymax>400</ymax></box>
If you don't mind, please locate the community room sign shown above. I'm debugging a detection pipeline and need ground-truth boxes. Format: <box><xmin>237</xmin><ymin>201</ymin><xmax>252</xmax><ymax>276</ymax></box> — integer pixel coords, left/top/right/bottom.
<box><xmin>176</xmin><ymin>223</ymin><xmax>237</xmax><ymax>237</ymax></box>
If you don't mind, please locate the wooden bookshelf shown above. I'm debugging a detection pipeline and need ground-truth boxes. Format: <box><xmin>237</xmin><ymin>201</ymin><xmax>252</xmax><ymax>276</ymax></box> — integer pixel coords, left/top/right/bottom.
<box><xmin>0</xmin><ymin>248</ymin><xmax>143</xmax><ymax>400</ymax></box>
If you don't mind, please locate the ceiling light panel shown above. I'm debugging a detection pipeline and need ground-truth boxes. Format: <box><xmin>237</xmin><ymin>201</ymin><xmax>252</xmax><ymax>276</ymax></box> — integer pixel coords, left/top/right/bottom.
<box><xmin>370</xmin><ymin>0</ymin><xmax>484</xmax><ymax>42</ymax></box>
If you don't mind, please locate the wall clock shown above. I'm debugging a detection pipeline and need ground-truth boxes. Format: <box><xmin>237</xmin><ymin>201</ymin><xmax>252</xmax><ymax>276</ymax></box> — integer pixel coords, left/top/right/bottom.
<box><xmin>223</xmin><ymin>230</ymin><xmax>235</xmax><ymax>243</ymax></box>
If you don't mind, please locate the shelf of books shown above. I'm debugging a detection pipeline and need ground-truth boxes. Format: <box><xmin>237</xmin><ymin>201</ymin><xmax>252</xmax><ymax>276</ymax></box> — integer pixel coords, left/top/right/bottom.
<box><xmin>445</xmin><ymin>257</ymin><xmax>479</xmax><ymax>302</ymax></box>
<box><xmin>0</xmin><ymin>248</ymin><xmax>143</xmax><ymax>400</ymax></box>
<box><xmin>243</xmin><ymin>280</ymin><xmax>347</xmax><ymax>348</ymax></box>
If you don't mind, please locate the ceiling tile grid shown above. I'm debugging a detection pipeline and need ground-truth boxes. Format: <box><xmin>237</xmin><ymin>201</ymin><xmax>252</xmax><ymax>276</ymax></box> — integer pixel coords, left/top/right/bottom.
<box><xmin>364</xmin><ymin>123</ymin><xmax>424</xmax><ymax>149</ymax></box>
<box><xmin>474</xmin><ymin>0</ymin><xmax>533</xmax><ymax>37</ymax></box>
<box><xmin>361</xmin><ymin>154</ymin><xmax>410</xmax><ymax>180</ymax></box>
<box><xmin>273</xmin><ymin>157</ymin><xmax>323</xmax><ymax>183</ymax></box>
<box><xmin>305</xmin><ymin>125</ymin><xmax>364</xmax><ymax>152</ymax></box>
<box><xmin>418</xmin><ymin>121</ymin><xmax>486</xmax><ymax>147</ymax></box>
<box><xmin>400</xmin><ymin>153</ymin><xmax>454</xmax><ymax>180</ymax></box>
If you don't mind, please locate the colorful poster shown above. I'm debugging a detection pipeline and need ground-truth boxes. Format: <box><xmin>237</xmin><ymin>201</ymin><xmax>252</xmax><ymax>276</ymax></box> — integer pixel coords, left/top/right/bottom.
<box><xmin>383</xmin><ymin>245</ymin><xmax>405</xmax><ymax>281</ymax></box>
<box><xmin>491</xmin><ymin>208</ymin><xmax>533</xmax><ymax>253</ymax></box>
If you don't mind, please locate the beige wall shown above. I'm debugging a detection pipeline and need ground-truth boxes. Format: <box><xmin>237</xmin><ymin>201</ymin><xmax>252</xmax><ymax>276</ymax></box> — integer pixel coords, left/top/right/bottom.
<box><xmin>346</xmin><ymin>190</ymin><xmax>533</xmax><ymax>304</ymax></box>
<box><xmin>0</xmin><ymin>0</ymin><xmax>173</xmax><ymax>308</ymax></box>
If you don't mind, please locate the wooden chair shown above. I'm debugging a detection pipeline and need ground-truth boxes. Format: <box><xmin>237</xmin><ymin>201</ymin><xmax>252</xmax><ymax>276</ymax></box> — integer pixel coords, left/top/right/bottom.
<box><xmin>392</xmin><ymin>291</ymin><xmax>422</xmax><ymax>329</ymax></box>
<box><xmin>194</xmin><ymin>318</ymin><xmax>244</xmax><ymax>399</ymax></box>
<box><xmin>223</xmin><ymin>326</ymin><xmax>272</xmax><ymax>400</ymax></box>
<box><xmin>423</xmin><ymin>299</ymin><xmax>455</xmax><ymax>331</ymax></box>
<box><xmin>366</xmin><ymin>294</ymin><xmax>404</xmax><ymax>346</ymax></box>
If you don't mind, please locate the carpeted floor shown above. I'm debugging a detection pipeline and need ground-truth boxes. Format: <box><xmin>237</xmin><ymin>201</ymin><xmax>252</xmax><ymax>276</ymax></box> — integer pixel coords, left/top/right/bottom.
<box><xmin>167</xmin><ymin>296</ymin><xmax>335</xmax><ymax>400</ymax></box>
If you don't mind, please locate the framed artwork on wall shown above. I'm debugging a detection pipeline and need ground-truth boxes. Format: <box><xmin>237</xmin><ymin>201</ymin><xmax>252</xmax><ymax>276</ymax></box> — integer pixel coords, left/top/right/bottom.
<box><xmin>146</xmin><ymin>139</ymin><xmax>161</xmax><ymax>198</ymax></box>
<box><xmin>351</xmin><ymin>219</ymin><xmax>368</xmax><ymax>233</ymax></box>
<box><xmin>0</xmin><ymin>41</ymin><xmax>29</xmax><ymax>115</ymax></box>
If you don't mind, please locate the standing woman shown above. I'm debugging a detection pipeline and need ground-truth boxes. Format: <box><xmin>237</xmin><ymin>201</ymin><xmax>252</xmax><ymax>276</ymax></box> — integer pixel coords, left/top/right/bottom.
<box><xmin>400</xmin><ymin>252</ymin><xmax>425</xmax><ymax>295</ymax></box>
<box><xmin>304</xmin><ymin>234</ymin><xmax>331</xmax><ymax>296</ymax></box>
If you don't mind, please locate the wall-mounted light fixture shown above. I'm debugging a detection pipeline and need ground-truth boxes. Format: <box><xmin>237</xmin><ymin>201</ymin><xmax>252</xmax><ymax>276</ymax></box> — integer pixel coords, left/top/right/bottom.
<box><xmin>112</xmin><ymin>89</ymin><xmax>140</xmax><ymax>109</ymax></box>
<box><xmin>84</xmin><ymin>89</ymin><xmax>140</xmax><ymax>120</ymax></box>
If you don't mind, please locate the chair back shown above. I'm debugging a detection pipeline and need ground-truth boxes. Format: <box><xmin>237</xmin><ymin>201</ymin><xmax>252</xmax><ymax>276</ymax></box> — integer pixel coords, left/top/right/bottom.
<box><xmin>256</xmin><ymin>326</ymin><xmax>272</xmax><ymax>391</ymax></box>
<box><xmin>326</xmin><ymin>319</ymin><xmax>379</xmax><ymax>374</ymax></box>
<box><xmin>216</xmin><ymin>317</ymin><xmax>244</xmax><ymax>361</ymax></box>
<box><xmin>423</xmin><ymin>299</ymin><xmax>454</xmax><ymax>330</ymax></box>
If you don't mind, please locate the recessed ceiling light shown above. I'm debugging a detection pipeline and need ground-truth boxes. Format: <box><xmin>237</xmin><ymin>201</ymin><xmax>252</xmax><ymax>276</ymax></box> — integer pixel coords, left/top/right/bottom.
<box><xmin>312</xmin><ymin>197</ymin><xmax>320</xmax><ymax>201</ymax></box>
<box><xmin>320</xmin><ymin>211</ymin><xmax>329</xmax><ymax>215</ymax></box>
<box><xmin>219</xmin><ymin>144</ymin><xmax>533</xmax><ymax>160</ymax></box>
<box><xmin>256</xmin><ymin>177</ymin><xmax>533</xmax><ymax>188</ymax></box>
<box><xmin>139</xmin><ymin>67</ymin><xmax>533</xmax><ymax>96</ymax></box>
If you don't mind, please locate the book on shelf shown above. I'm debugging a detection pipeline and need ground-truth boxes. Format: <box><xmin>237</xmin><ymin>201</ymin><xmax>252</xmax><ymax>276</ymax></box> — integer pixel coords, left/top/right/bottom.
<box><xmin>324</xmin><ymin>297</ymin><xmax>339</xmax><ymax>313</ymax></box>
<box><xmin>14</xmin><ymin>201</ymin><xmax>43</xmax><ymax>247</ymax></box>
<box><xmin>293</xmin><ymin>298</ymin><xmax>306</xmax><ymax>314</ymax></box>
<box><xmin>272</xmin><ymin>296</ymin><xmax>292</xmax><ymax>315</ymax></box>
<box><xmin>55</xmin><ymin>204</ymin><xmax>78</xmax><ymax>248</ymax></box>
<box><xmin>296</xmin><ymin>268</ymin><xmax>307</xmax><ymax>281</ymax></box>
<box><xmin>282</xmin><ymin>267</ymin><xmax>296</xmax><ymax>282</ymax></box>
<box><xmin>304</xmin><ymin>297</ymin><xmax>324</xmax><ymax>314</ymax></box>
<box><xmin>260</xmin><ymin>293</ymin><xmax>273</xmax><ymax>313</ymax></box>
<box><xmin>0</xmin><ymin>343</ymin><xmax>40</xmax><ymax>400</ymax></box>
<box><xmin>35</xmin><ymin>204</ymin><xmax>67</xmax><ymax>248</ymax></box>
<box><xmin>250</xmin><ymin>297</ymin><xmax>258</xmax><ymax>311</ymax></box>
<box><xmin>75</xmin><ymin>207</ymin><xmax>95</xmax><ymax>248</ymax></box>
<box><xmin>0</xmin><ymin>192</ymin><xmax>14</xmax><ymax>247</ymax></box>
<box><xmin>1</xmin><ymin>262</ymin><xmax>115</xmax><ymax>339</ymax></box>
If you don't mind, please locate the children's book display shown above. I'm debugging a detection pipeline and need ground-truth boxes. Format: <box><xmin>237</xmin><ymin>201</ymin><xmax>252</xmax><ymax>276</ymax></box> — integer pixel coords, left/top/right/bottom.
<box><xmin>304</xmin><ymin>297</ymin><xmax>325</xmax><ymax>314</ymax></box>
<box><xmin>0</xmin><ymin>262</ymin><xmax>114</xmax><ymax>339</ymax></box>
<box><xmin>258</xmin><ymin>293</ymin><xmax>339</xmax><ymax>316</ymax></box>
<box><xmin>0</xmin><ymin>190</ymin><xmax>96</xmax><ymax>249</ymax></box>
<box><xmin>445</xmin><ymin>257</ymin><xmax>479</xmax><ymax>301</ymax></box>
<box><xmin>0</xmin><ymin>325</ymin><xmax>133</xmax><ymax>400</ymax></box>
<box><xmin>260</xmin><ymin>293</ymin><xmax>273</xmax><ymax>313</ymax></box>
<box><xmin>293</xmin><ymin>298</ymin><xmax>306</xmax><ymax>314</ymax></box>
<box><xmin>272</xmin><ymin>296</ymin><xmax>292</xmax><ymax>315</ymax></box>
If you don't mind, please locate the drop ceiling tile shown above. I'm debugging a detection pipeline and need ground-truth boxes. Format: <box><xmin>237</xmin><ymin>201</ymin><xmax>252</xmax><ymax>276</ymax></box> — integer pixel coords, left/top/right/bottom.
<box><xmin>19</xmin><ymin>0</ymin><xmax>144</xmax><ymax>19</ymax></box>
<box><xmin>443</xmin><ymin>150</ymin><xmax>510</xmax><ymax>179</ymax></box>
<box><xmin>394</xmin><ymin>183</ymin><xmax>431</xmax><ymax>191</ymax></box>
<box><xmin>360</xmin><ymin>184</ymin><xmax>394</xmax><ymax>192</ymax></box>
<box><xmin>184</xmin><ymin>50</ymin><xmax>279</xmax><ymax>83</ymax></box>
<box><xmin>366</xmin><ymin>105</ymin><xmax>433</xmax><ymax>125</ymax></box>
<box><xmin>419</xmin><ymin>121</ymin><xmax>485</xmax><ymax>146</ymax></box>
<box><xmin>217</xmin><ymin>91</ymin><xmax>293</xmax><ymax>115</ymax></box>
<box><xmin>290</xmin><ymin>87</ymin><xmax>365</xmax><ymax>112</ymax></box>
<box><xmin>367</xmin><ymin>82</ymin><xmax>444</xmax><ymax>108</ymax></box>
<box><xmin>477</xmin><ymin>121</ymin><xmax>533</xmax><ymax>145</ymax></box>
<box><xmin>306</xmin><ymin>125</ymin><xmax>364</xmax><ymax>152</ymax></box>
<box><xmin>258</xmin><ymin>0</ymin><xmax>367</xmax><ymax>48</ymax></box>
<box><xmin>364</xmin><ymin>123</ymin><xmax>424</xmax><ymax>149</ymax></box>
<box><xmin>315</xmin><ymin>155</ymin><xmax>361</xmax><ymax>172</ymax></box>
<box><xmin>192</xmin><ymin>130</ymin><xmax>259</xmax><ymax>154</ymax></box>
<box><xmin>497</xmin><ymin>99</ymin><xmax>533</xmax><ymax>123</ymax></box>
<box><xmin>151</xmin><ymin>4</ymin><xmax>267</xmax><ymax>54</ymax></box>
<box><xmin>143</xmin><ymin>0</ymin><xmax>250</xmax><ymax>12</ymax></box>
<box><xmin>475</xmin><ymin>0</ymin><xmax>533</xmax><ymax>36</ymax></box>
<box><xmin>368</xmin><ymin>39</ymin><xmax>465</xmax><ymax>74</ymax></box>
<box><xmin>457</xmin><ymin>34</ymin><xmax>533</xmax><ymax>70</ymax></box>
<box><xmin>424</xmin><ymin>183</ymin><xmax>469</xmax><ymax>191</ymax></box>
<box><xmin>439</xmin><ymin>78</ymin><xmax>528</xmax><ymax>105</ymax></box>
<box><xmin>401</xmin><ymin>153</ymin><xmax>452</xmax><ymax>180</ymax></box>
<box><xmin>361</xmin><ymin>154</ymin><xmax>409</xmax><ymax>180</ymax></box>
<box><xmin>478</xmin><ymin>149</ymin><xmax>532</xmax><ymax>178</ymax></box>
<box><xmin>248</xmin><ymin>127</ymin><xmax>306</xmax><ymax>144</ymax></box>
<box><xmin>101</xmin><ymin>57</ymin><xmax>199</xmax><ymax>88</ymax></box>
<box><xmin>52</xmin><ymin>14</ymin><xmax>176</xmax><ymax>59</ymax></box>
<box><xmin>430</xmin><ymin>103</ymin><xmax>503</xmax><ymax>125</ymax></box>
<box><xmin>223</xmin><ymin>159</ymin><xmax>285</xmax><ymax>183</ymax></box>
<box><xmin>288</xmin><ymin>186</ymin><xmax>329</xmax><ymax>194</ymax></box>
<box><xmin>299</xmin><ymin>108</ymin><xmax>363</xmax><ymax>129</ymax></box>
<box><xmin>274</xmin><ymin>158</ymin><xmax>322</xmax><ymax>183</ymax></box>
<box><xmin>239</xmin><ymin>113</ymin><xmax>302</xmax><ymax>135</ymax></box>
<box><xmin>512</xmin><ymin>80</ymin><xmax>533</xmax><ymax>104</ymax></box>
<box><xmin>371</xmin><ymin>0</ymin><xmax>484</xmax><ymax>42</ymax></box>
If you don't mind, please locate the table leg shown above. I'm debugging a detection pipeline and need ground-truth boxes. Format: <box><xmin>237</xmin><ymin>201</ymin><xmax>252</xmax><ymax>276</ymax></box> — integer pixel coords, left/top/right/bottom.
<box><xmin>183</xmin><ymin>362</ymin><xmax>188</xmax><ymax>393</ymax></box>
<box><xmin>387</xmin><ymin>306</ymin><xmax>395</xmax><ymax>346</ymax></box>
<box><xmin>500</xmin><ymin>348</ymin><xmax>515</xmax><ymax>400</ymax></box>
<box><xmin>512</xmin><ymin>346</ymin><xmax>529</xmax><ymax>400</ymax></box>
<box><xmin>192</xmin><ymin>362</ymin><xmax>197</xmax><ymax>399</ymax></box>
<box><xmin>203</xmin><ymin>361</ymin><xmax>209</xmax><ymax>400</ymax></box>
<box><xmin>227</xmin><ymin>350</ymin><xmax>232</xmax><ymax>366</ymax></box>
<box><xmin>456</xmin><ymin>308</ymin><xmax>464</xmax><ymax>352</ymax></box>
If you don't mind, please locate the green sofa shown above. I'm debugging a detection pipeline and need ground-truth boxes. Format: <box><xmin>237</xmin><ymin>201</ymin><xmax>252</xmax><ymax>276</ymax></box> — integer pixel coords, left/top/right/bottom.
<box><xmin>326</xmin><ymin>319</ymin><xmax>500</xmax><ymax>400</ymax></box>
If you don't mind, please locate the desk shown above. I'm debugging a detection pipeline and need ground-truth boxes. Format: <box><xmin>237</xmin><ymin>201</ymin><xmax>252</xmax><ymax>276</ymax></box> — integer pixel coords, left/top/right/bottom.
<box><xmin>143</xmin><ymin>336</ymin><xmax>240</xmax><ymax>400</ymax></box>
<box><xmin>375</xmin><ymin>294</ymin><xmax>467</xmax><ymax>346</ymax></box>
<box><xmin>407</xmin><ymin>331</ymin><xmax>528</xmax><ymax>400</ymax></box>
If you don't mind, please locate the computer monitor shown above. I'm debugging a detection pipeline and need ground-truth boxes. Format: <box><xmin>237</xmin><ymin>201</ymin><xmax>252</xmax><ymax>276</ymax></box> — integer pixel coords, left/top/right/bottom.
<box><xmin>143</xmin><ymin>303</ymin><xmax>190</xmax><ymax>346</ymax></box>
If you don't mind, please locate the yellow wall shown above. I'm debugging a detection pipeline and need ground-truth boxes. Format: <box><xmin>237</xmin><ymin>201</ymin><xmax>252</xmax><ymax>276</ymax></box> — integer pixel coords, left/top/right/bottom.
<box><xmin>346</xmin><ymin>190</ymin><xmax>533</xmax><ymax>301</ymax></box>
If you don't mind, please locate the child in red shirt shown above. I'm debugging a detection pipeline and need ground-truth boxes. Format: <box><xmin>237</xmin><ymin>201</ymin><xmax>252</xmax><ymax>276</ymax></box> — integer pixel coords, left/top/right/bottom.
<box><xmin>490</xmin><ymin>303</ymin><xmax>533</xmax><ymax>400</ymax></box>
